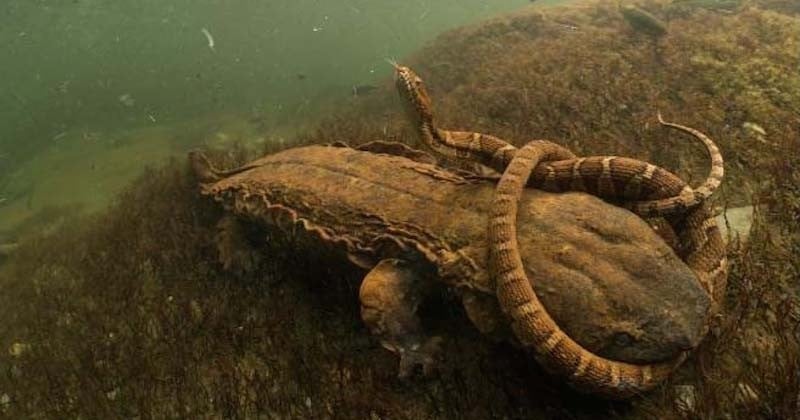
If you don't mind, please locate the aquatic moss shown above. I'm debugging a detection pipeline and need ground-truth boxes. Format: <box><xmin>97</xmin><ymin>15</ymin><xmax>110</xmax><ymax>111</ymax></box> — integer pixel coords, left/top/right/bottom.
<box><xmin>1</xmin><ymin>0</ymin><xmax>798</xmax><ymax>418</ymax></box>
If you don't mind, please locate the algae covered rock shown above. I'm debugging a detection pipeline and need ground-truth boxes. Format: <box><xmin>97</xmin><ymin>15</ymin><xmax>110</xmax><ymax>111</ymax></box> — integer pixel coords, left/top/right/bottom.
<box><xmin>2</xmin><ymin>1</ymin><xmax>798</xmax><ymax>418</ymax></box>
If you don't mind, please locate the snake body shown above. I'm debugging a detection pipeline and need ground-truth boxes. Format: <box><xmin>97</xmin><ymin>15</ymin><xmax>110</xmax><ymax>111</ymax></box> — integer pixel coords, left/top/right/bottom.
<box><xmin>392</xmin><ymin>64</ymin><xmax>727</xmax><ymax>398</ymax></box>
<box><xmin>392</xmin><ymin>64</ymin><xmax>723</xmax><ymax>217</ymax></box>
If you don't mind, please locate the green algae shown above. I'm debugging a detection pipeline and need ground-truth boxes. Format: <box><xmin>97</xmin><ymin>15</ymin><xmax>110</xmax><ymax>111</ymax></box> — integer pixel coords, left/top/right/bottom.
<box><xmin>0</xmin><ymin>1</ymin><xmax>798</xmax><ymax>418</ymax></box>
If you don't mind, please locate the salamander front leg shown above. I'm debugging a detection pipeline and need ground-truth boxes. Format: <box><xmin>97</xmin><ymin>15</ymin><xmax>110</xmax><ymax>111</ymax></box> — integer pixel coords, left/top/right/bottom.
<box><xmin>215</xmin><ymin>215</ymin><xmax>261</xmax><ymax>275</ymax></box>
<box><xmin>359</xmin><ymin>259</ymin><xmax>442</xmax><ymax>378</ymax></box>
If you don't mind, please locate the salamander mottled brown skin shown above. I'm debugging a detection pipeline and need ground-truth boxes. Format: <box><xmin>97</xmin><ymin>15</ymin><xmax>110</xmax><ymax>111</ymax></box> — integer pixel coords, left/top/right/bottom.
<box><xmin>392</xmin><ymin>64</ymin><xmax>727</xmax><ymax>398</ymax></box>
<box><xmin>489</xmin><ymin>142</ymin><xmax>725</xmax><ymax>398</ymax></box>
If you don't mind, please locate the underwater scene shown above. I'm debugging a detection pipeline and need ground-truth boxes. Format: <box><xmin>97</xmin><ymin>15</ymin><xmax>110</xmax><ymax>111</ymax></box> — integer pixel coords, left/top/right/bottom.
<box><xmin>0</xmin><ymin>0</ymin><xmax>798</xmax><ymax>418</ymax></box>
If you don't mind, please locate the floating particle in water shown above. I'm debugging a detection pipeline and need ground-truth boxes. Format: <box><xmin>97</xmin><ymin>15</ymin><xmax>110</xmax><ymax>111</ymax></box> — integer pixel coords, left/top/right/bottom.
<box><xmin>201</xmin><ymin>27</ymin><xmax>215</xmax><ymax>51</ymax></box>
<box><xmin>313</xmin><ymin>16</ymin><xmax>329</xmax><ymax>33</ymax></box>
<box><xmin>118</xmin><ymin>93</ymin><xmax>135</xmax><ymax>107</ymax></box>
<box><xmin>82</xmin><ymin>130</ymin><xmax>101</xmax><ymax>142</ymax></box>
<box><xmin>56</xmin><ymin>80</ymin><xmax>70</xmax><ymax>94</ymax></box>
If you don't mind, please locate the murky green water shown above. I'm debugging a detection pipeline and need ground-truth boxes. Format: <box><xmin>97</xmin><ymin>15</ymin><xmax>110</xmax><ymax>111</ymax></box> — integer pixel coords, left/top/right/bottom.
<box><xmin>0</xmin><ymin>0</ymin><xmax>568</xmax><ymax>234</ymax></box>
<box><xmin>2</xmin><ymin>1</ymin><xmax>799</xmax><ymax>417</ymax></box>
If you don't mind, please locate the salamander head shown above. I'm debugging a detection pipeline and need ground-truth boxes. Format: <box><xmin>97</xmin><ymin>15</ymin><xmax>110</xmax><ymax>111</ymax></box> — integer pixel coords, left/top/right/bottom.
<box><xmin>188</xmin><ymin>150</ymin><xmax>220</xmax><ymax>184</ymax></box>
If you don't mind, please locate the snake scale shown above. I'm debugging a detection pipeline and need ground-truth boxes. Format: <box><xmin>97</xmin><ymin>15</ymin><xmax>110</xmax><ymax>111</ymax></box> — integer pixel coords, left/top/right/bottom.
<box><xmin>393</xmin><ymin>63</ymin><xmax>728</xmax><ymax>398</ymax></box>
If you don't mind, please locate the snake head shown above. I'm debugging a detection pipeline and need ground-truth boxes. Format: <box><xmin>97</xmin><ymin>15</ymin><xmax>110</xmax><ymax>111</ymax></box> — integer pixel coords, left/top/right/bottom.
<box><xmin>390</xmin><ymin>63</ymin><xmax>435</xmax><ymax>128</ymax></box>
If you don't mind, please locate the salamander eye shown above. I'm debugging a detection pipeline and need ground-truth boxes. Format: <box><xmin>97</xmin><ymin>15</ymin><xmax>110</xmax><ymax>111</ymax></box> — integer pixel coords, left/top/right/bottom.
<box><xmin>613</xmin><ymin>332</ymin><xmax>634</xmax><ymax>347</ymax></box>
